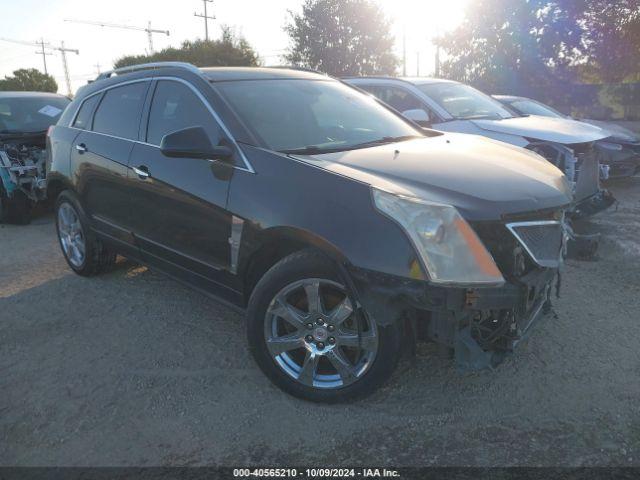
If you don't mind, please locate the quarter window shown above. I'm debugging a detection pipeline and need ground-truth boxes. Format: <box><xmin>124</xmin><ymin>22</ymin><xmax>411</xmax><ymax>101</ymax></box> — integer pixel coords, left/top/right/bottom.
<box><xmin>146</xmin><ymin>80</ymin><xmax>222</xmax><ymax>146</ymax></box>
<box><xmin>92</xmin><ymin>82</ymin><xmax>148</xmax><ymax>140</ymax></box>
<box><xmin>73</xmin><ymin>94</ymin><xmax>101</xmax><ymax>130</ymax></box>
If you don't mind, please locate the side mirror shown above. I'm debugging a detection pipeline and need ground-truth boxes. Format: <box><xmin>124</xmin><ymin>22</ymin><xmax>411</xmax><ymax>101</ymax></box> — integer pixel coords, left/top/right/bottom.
<box><xmin>402</xmin><ymin>108</ymin><xmax>431</xmax><ymax>127</ymax></box>
<box><xmin>160</xmin><ymin>126</ymin><xmax>233</xmax><ymax>161</ymax></box>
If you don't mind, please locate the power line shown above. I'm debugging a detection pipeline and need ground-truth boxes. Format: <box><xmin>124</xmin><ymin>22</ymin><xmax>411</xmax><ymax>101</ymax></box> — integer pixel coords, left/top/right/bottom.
<box><xmin>194</xmin><ymin>0</ymin><xmax>215</xmax><ymax>41</ymax></box>
<box><xmin>64</xmin><ymin>18</ymin><xmax>170</xmax><ymax>54</ymax></box>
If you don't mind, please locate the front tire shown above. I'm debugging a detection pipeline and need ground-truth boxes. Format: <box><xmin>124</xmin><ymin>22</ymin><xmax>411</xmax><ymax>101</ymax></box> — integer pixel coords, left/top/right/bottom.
<box><xmin>247</xmin><ymin>249</ymin><xmax>401</xmax><ymax>403</ymax></box>
<box><xmin>55</xmin><ymin>191</ymin><xmax>116</xmax><ymax>276</ymax></box>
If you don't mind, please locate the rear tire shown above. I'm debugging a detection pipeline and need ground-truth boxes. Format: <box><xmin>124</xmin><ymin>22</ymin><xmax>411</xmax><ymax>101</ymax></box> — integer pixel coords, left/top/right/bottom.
<box><xmin>247</xmin><ymin>249</ymin><xmax>401</xmax><ymax>403</ymax></box>
<box><xmin>55</xmin><ymin>190</ymin><xmax>116</xmax><ymax>276</ymax></box>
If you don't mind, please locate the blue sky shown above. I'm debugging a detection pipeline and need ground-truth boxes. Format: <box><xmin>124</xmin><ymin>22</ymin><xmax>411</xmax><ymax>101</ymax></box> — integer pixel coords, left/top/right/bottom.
<box><xmin>0</xmin><ymin>0</ymin><xmax>469</xmax><ymax>94</ymax></box>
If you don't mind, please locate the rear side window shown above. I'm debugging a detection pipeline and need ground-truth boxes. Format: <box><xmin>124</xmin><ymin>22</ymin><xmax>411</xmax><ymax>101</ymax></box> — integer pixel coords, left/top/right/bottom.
<box><xmin>72</xmin><ymin>94</ymin><xmax>101</xmax><ymax>130</ymax></box>
<box><xmin>146</xmin><ymin>80</ymin><xmax>222</xmax><ymax>146</ymax></box>
<box><xmin>93</xmin><ymin>82</ymin><xmax>148</xmax><ymax>140</ymax></box>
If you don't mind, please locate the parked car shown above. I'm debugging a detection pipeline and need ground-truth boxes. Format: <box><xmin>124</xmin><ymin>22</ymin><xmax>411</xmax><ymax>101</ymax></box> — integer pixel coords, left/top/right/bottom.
<box><xmin>344</xmin><ymin>77</ymin><xmax>614</xmax><ymax>218</ymax></box>
<box><xmin>0</xmin><ymin>91</ymin><xmax>70</xmax><ymax>224</ymax></box>
<box><xmin>48</xmin><ymin>63</ymin><xmax>572</xmax><ymax>402</ymax></box>
<box><xmin>493</xmin><ymin>95</ymin><xmax>640</xmax><ymax>179</ymax></box>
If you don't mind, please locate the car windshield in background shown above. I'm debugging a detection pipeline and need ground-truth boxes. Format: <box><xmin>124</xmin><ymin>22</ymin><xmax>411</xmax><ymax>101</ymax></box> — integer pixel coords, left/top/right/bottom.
<box><xmin>215</xmin><ymin>79</ymin><xmax>423</xmax><ymax>153</ymax></box>
<box><xmin>0</xmin><ymin>96</ymin><xmax>70</xmax><ymax>134</ymax></box>
<box><xmin>508</xmin><ymin>99</ymin><xmax>565</xmax><ymax>118</ymax></box>
<box><xmin>417</xmin><ymin>83</ymin><xmax>513</xmax><ymax>120</ymax></box>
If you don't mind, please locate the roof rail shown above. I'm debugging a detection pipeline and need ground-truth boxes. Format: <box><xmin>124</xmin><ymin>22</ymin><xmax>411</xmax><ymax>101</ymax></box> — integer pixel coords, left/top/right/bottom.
<box><xmin>95</xmin><ymin>62</ymin><xmax>202</xmax><ymax>81</ymax></box>
<box><xmin>264</xmin><ymin>65</ymin><xmax>327</xmax><ymax>76</ymax></box>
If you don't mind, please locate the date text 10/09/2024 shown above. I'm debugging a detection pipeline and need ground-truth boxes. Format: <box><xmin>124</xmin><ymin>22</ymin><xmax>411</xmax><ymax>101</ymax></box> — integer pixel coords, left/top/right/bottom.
<box><xmin>233</xmin><ymin>468</ymin><xmax>401</xmax><ymax>478</ymax></box>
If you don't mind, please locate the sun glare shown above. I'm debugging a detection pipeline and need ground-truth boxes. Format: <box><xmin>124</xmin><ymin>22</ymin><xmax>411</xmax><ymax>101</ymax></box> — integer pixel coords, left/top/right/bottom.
<box><xmin>376</xmin><ymin>0</ymin><xmax>470</xmax><ymax>75</ymax></box>
<box><xmin>381</xmin><ymin>0</ymin><xmax>469</xmax><ymax>35</ymax></box>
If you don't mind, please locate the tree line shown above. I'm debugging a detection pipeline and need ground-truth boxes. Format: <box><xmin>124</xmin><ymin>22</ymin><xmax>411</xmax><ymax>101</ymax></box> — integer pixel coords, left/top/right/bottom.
<box><xmin>2</xmin><ymin>0</ymin><xmax>638</xmax><ymax>95</ymax></box>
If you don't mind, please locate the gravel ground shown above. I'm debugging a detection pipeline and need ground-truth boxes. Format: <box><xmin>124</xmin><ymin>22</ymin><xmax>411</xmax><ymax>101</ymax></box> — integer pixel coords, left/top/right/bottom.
<box><xmin>1</xmin><ymin>179</ymin><xmax>639</xmax><ymax>467</ymax></box>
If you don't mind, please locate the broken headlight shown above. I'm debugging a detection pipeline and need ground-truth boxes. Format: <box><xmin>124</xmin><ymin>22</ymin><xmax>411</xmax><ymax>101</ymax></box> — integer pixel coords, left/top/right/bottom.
<box><xmin>372</xmin><ymin>189</ymin><xmax>505</xmax><ymax>286</ymax></box>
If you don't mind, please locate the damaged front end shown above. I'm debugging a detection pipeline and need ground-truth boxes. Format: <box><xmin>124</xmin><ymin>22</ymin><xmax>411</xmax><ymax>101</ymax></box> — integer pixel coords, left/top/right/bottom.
<box><xmin>0</xmin><ymin>134</ymin><xmax>48</xmax><ymax>224</ymax></box>
<box><xmin>526</xmin><ymin>140</ymin><xmax>615</xmax><ymax>259</ymax></box>
<box><xmin>348</xmin><ymin>209</ymin><xmax>566</xmax><ymax>372</ymax></box>
<box><xmin>526</xmin><ymin>140</ymin><xmax>615</xmax><ymax>219</ymax></box>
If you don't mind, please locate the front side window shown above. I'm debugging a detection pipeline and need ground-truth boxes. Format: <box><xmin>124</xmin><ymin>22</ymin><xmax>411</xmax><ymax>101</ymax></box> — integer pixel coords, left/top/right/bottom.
<box><xmin>93</xmin><ymin>82</ymin><xmax>148</xmax><ymax>140</ymax></box>
<box><xmin>215</xmin><ymin>79</ymin><xmax>423</xmax><ymax>153</ymax></box>
<box><xmin>373</xmin><ymin>86</ymin><xmax>427</xmax><ymax>114</ymax></box>
<box><xmin>417</xmin><ymin>83</ymin><xmax>513</xmax><ymax>120</ymax></box>
<box><xmin>146</xmin><ymin>80</ymin><xmax>222</xmax><ymax>146</ymax></box>
<box><xmin>0</xmin><ymin>96</ymin><xmax>70</xmax><ymax>134</ymax></box>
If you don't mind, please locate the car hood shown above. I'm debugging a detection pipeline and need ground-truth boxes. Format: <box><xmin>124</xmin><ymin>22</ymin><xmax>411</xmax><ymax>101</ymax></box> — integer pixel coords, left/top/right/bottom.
<box><xmin>580</xmin><ymin>119</ymin><xmax>640</xmax><ymax>143</ymax></box>
<box><xmin>0</xmin><ymin>131</ymin><xmax>47</xmax><ymax>148</ymax></box>
<box><xmin>471</xmin><ymin>115</ymin><xmax>609</xmax><ymax>144</ymax></box>
<box><xmin>292</xmin><ymin>134</ymin><xmax>572</xmax><ymax>221</ymax></box>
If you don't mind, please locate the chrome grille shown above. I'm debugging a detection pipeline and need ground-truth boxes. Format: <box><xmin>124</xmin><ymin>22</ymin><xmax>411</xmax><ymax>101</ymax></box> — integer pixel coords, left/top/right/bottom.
<box><xmin>506</xmin><ymin>221</ymin><xmax>563</xmax><ymax>268</ymax></box>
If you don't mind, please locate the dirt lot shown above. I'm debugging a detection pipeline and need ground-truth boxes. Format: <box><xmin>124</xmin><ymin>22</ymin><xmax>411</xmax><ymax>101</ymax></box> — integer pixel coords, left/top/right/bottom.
<box><xmin>1</xmin><ymin>179</ymin><xmax>639</xmax><ymax>467</ymax></box>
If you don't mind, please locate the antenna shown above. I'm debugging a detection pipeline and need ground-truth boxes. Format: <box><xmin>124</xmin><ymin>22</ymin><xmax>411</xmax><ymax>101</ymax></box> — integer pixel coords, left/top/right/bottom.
<box><xmin>194</xmin><ymin>0</ymin><xmax>215</xmax><ymax>41</ymax></box>
<box><xmin>64</xmin><ymin>19</ymin><xmax>170</xmax><ymax>54</ymax></box>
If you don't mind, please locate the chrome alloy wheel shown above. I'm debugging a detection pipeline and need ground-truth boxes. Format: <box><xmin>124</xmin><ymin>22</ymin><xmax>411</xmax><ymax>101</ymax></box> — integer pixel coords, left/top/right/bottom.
<box><xmin>264</xmin><ymin>278</ymin><xmax>378</xmax><ymax>389</ymax></box>
<box><xmin>57</xmin><ymin>203</ymin><xmax>86</xmax><ymax>268</ymax></box>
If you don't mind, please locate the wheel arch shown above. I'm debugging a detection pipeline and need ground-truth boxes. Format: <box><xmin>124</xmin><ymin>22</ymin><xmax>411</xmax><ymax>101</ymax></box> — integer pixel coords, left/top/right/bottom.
<box><xmin>240</xmin><ymin>226</ymin><xmax>348</xmax><ymax>305</ymax></box>
<box><xmin>46</xmin><ymin>175</ymin><xmax>75</xmax><ymax>203</ymax></box>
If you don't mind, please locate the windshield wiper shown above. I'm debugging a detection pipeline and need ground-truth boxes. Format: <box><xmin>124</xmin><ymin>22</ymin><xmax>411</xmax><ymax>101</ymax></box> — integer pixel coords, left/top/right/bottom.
<box><xmin>346</xmin><ymin>135</ymin><xmax>424</xmax><ymax>150</ymax></box>
<box><xmin>280</xmin><ymin>145</ymin><xmax>345</xmax><ymax>155</ymax></box>
<box><xmin>280</xmin><ymin>135</ymin><xmax>423</xmax><ymax>156</ymax></box>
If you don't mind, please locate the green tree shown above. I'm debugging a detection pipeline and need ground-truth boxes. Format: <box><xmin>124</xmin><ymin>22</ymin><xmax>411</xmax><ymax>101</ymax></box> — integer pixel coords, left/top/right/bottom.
<box><xmin>284</xmin><ymin>0</ymin><xmax>397</xmax><ymax>76</ymax></box>
<box><xmin>580</xmin><ymin>0</ymin><xmax>640</xmax><ymax>82</ymax></box>
<box><xmin>437</xmin><ymin>0</ymin><xmax>585</xmax><ymax>93</ymax></box>
<box><xmin>114</xmin><ymin>26</ymin><xmax>259</xmax><ymax>69</ymax></box>
<box><xmin>0</xmin><ymin>69</ymin><xmax>58</xmax><ymax>93</ymax></box>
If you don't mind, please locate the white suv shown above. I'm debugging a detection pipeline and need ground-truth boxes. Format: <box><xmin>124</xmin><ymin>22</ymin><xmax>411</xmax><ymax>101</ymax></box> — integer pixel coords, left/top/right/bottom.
<box><xmin>344</xmin><ymin>77</ymin><xmax>614</xmax><ymax>217</ymax></box>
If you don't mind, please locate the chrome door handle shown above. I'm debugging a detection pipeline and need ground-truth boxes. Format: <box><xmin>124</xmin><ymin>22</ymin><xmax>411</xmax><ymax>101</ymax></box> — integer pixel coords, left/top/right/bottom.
<box><xmin>75</xmin><ymin>144</ymin><xmax>87</xmax><ymax>153</ymax></box>
<box><xmin>132</xmin><ymin>166</ymin><xmax>150</xmax><ymax>179</ymax></box>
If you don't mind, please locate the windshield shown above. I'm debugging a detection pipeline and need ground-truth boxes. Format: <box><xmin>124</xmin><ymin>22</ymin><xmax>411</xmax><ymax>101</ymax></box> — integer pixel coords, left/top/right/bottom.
<box><xmin>417</xmin><ymin>83</ymin><xmax>513</xmax><ymax>120</ymax></box>
<box><xmin>215</xmin><ymin>79</ymin><xmax>423</xmax><ymax>153</ymax></box>
<box><xmin>0</xmin><ymin>96</ymin><xmax>70</xmax><ymax>134</ymax></box>
<box><xmin>507</xmin><ymin>99</ymin><xmax>564</xmax><ymax>118</ymax></box>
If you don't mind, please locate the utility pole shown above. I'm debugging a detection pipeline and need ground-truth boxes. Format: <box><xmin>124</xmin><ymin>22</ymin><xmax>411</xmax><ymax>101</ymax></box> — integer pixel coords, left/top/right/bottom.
<box><xmin>0</xmin><ymin>37</ymin><xmax>51</xmax><ymax>74</ymax></box>
<box><xmin>37</xmin><ymin>39</ymin><xmax>52</xmax><ymax>74</ymax></box>
<box><xmin>64</xmin><ymin>19</ymin><xmax>169</xmax><ymax>54</ymax></box>
<box><xmin>194</xmin><ymin>0</ymin><xmax>215</xmax><ymax>41</ymax></box>
<box><xmin>416</xmin><ymin>52</ymin><xmax>420</xmax><ymax>76</ymax></box>
<box><xmin>51</xmin><ymin>41</ymin><xmax>79</xmax><ymax>97</ymax></box>
<box><xmin>402</xmin><ymin>28</ymin><xmax>407</xmax><ymax>76</ymax></box>
<box><xmin>435</xmin><ymin>44</ymin><xmax>441</xmax><ymax>77</ymax></box>
<box><xmin>94</xmin><ymin>62</ymin><xmax>101</xmax><ymax>75</ymax></box>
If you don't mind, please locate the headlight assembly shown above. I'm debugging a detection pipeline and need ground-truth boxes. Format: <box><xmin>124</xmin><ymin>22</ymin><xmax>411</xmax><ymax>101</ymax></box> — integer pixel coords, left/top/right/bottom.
<box><xmin>372</xmin><ymin>189</ymin><xmax>505</xmax><ymax>286</ymax></box>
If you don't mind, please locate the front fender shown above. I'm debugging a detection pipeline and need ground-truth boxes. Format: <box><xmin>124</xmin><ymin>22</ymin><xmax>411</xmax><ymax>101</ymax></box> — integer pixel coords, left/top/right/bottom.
<box><xmin>229</xmin><ymin>144</ymin><xmax>425</xmax><ymax>282</ymax></box>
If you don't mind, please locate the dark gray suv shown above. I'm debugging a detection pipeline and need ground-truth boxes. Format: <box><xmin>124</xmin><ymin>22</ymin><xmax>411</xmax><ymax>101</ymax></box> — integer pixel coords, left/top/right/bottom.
<box><xmin>48</xmin><ymin>62</ymin><xmax>571</xmax><ymax>402</ymax></box>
